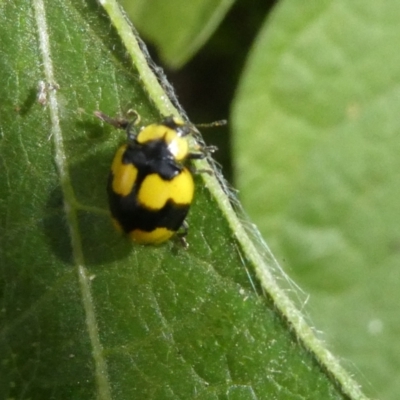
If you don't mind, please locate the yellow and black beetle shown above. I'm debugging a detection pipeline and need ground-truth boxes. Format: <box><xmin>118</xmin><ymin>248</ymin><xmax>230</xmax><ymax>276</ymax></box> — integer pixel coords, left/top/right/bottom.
<box><xmin>96</xmin><ymin>111</ymin><xmax>222</xmax><ymax>245</ymax></box>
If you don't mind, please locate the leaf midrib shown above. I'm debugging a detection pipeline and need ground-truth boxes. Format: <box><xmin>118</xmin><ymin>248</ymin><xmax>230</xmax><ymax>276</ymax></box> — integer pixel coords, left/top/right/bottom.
<box><xmin>32</xmin><ymin>0</ymin><xmax>112</xmax><ymax>398</ymax></box>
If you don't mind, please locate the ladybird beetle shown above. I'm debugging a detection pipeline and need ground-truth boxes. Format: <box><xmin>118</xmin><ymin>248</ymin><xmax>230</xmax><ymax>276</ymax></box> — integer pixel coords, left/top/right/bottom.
<box><xmin>95</xmin><ymin>111</ymin><xmax>221</xmax><ymax>245</ymax></box>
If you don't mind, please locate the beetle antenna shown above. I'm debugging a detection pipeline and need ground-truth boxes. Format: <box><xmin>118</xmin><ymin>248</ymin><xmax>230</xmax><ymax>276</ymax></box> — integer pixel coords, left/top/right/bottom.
<box><xmin>195</xmin><ymin>120</ymin><xmax>227</xmax><ymax>129</ymax></box>
<box><xmin>94</xmin><ymin>111</ymin><xmax>129</xmax><ymax>130</ymax></box>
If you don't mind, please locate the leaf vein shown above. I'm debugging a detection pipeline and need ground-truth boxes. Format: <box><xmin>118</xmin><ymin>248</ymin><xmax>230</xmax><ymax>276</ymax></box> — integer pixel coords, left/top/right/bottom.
<box><xmin>32</xmin><ymin>1</ymin><xmax>112</xmax><ymax>398</ymax></box>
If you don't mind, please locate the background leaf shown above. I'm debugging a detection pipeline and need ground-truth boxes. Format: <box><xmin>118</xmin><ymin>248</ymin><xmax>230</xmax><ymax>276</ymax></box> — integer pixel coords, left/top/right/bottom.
<box><xmin>233</xmin><ymin>1</ymin><xmax>400</xmax><ymax>399</ymax></box>
<box><xmin>0</xmin><ymin>0</ymin><xmax>367</xmax><ymax>399</ymax></box>
<box><xmin>120</xmin><ymin>0</ymin><xmax>235</xmax><ymax>69</ymax></box>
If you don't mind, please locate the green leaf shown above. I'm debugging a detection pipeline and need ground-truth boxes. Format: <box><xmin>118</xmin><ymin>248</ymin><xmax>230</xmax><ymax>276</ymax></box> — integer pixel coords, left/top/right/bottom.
<box><xmin>120</xmin><ymin>0</ymin><xmax>235</xmax><ymax>69</ymax></box>
<box><xmin>233</xmin><ymin>1</ymin><xmax>400</xmax><ymax>399</ymax></box>
<box><xmin>0</xmin><ymin>0</ymin><xmax>367</xmax><ymax>399</ymax></box>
